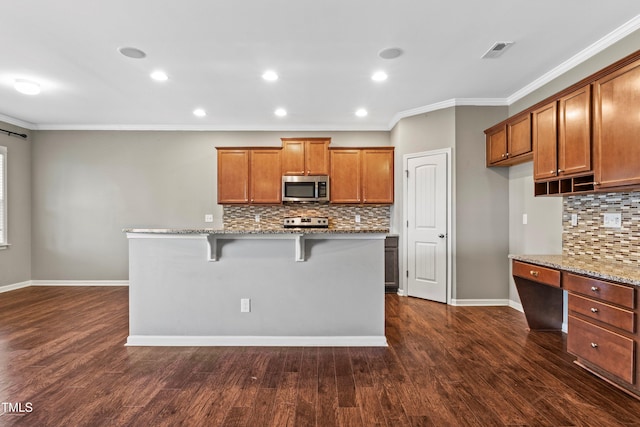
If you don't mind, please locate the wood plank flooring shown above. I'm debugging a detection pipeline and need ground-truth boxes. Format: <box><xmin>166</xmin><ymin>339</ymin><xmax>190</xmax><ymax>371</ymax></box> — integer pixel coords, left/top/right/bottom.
<box><xmin>1</xmin><ymin>286</ymin><xmax>640</xmax><ymax>426</ymax></box>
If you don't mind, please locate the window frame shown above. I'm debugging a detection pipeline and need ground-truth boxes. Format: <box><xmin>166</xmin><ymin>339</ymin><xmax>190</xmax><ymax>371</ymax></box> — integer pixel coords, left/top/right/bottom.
<box><xmin>0</xmin><ymin>145</ymin><xmax>7</xmax><ymax>248</ymax></box>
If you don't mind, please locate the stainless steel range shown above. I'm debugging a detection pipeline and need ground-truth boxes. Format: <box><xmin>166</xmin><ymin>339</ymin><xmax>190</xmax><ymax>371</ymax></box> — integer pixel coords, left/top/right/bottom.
<box><xmin>283</xmin><ymin>216</ymin><xmax>329</xmax><ymax>228</ymax></box>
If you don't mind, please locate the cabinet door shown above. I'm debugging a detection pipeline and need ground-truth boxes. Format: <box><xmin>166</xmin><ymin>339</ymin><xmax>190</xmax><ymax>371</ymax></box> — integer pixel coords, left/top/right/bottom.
<box><xmin>594</xmin><ymin>60</ymin><xmax>640</xmax><ymax>189</ymax></box>
<box><xmin>250</xmin><ymin>149</ymin><xmax>282</xmax><ymax>204</ymax></box>
<box><xmin>305</xmin><ymin>139</ymin><xmax>330</xmax><ymax>175</ymax></box>
<box><xmin>217</xmin><ymin>149</ymin><xmax>249</xmax><ymax>204</ymax></box>
<box><xmin>532</xmin><ymin>102</ymin><xmax>558</xmax><ymax>181</ymax></box>
<box><xmin>508</xmin><ymin>114</ymin><xmax>532</xmax><ymax>158</ymax></box>
<box><xmin>281</xmin><ymin>140</ymin><xmax>306</xmax><ymax>175</ymax></box>
<box><xmin>486</xmin><ymin>125</ymin><xmax>507</xmax><ymax>165</ymax></box>
<box><xmin>559</xmin><ymin>85</ymin><xmax>591</xmax><ymax>176</ymax></box>
<box><xmin>362</xmin><ymin>148</ymin><xmax>394</xmax><ymax>204</ymax></box>
<box><xmin>330</xmin><ymin>149</ymin><xmax>361</xmax><ymax>203</ymax></box>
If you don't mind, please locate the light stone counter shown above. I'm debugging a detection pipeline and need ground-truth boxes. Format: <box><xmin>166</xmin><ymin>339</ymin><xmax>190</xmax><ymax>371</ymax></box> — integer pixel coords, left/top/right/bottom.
<box><xmin>509</xmin><ymin>254</ymin><xmax>640</xmax><ymax>286</ymax></box>
<box><xmin>123</xmin><ymin>227</ymin><xmax>390</xmax><ymax>234</ymax></box>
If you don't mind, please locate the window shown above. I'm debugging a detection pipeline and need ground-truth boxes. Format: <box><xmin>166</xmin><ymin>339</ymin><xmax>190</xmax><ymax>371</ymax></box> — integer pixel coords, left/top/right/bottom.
<box><xmin>0</xmin><ymin>146</ymin><xmax>6</xmax><ymax>246</ymax></box>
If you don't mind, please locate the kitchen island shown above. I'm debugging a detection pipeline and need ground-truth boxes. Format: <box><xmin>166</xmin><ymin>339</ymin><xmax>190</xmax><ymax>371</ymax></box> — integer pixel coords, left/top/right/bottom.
<box><xmin>124</xmin><ymin>228</ymin><xmax>388</xmax><ymax>347</ymax></box>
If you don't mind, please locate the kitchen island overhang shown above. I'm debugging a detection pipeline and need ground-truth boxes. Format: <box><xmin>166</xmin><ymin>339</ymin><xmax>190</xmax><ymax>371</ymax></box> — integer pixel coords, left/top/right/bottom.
<box><xmin>124</xmin><ymin>228</ymin><xmax>388</xmax><ymax>347</ymax></box>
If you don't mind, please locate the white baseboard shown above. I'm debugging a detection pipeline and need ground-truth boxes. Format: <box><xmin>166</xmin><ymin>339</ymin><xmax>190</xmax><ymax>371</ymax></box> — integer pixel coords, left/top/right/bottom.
<box><xmin>126</xmin><ymin>335</ymin><xmax>388</xmax><ymax>347</ymax></box>
<box><xmin>31</xmin><ymin>280</ymin><xmax>129</xmax><ymax>286</ymax></box>
<box><xmin>450</xmin><ymin>298</ymin><xmax>511</xmax><ymax>306</ymax></box>
<box><xmin>509</xmin><ymin>300</ymin><xmax>524</xmax><ymax>313</ymax></box>
<box><xmin>0</xmin><ymin>280</ymin><xmax>31</xmax><ymax>293</ymax></box>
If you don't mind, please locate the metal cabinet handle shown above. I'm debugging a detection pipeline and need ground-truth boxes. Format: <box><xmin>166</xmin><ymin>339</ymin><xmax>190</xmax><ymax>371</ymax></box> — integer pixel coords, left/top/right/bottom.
<box><xmin>529</xmin><ymin>270</ymin><xmax>539</xmax><ymax>277</ymax></box>
<box><xmin>591</xmin><ymin>343</ymin><xmax>598</xmax><ymax>349</ymax></box>
<box><xmin>557</xmin><ymin>169</ymin><xmax>564</xmax><ymax>173</ymax></box>
<box><xmin>591</xmin><ymin>307</ymin><xmax>599</xmax><ymax>313</ymax></box>
<box><xmin>550</xmin><ymin>170</ymin><xmax>555</xmax><ymax>174</ymax></box>
<box><xmin>591</xmin><ymin>286</ymin><xmax>600</xmax><ymax>292</ymax></box>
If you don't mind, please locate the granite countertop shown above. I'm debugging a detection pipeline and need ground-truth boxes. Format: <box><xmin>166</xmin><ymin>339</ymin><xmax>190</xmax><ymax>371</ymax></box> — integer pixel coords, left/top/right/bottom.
<box><xmin>123</xmin><ymin>227</ymin><xmax>390</xmax><ymax>235</ymax></box>
<box><xmin>509</xmin><ymin>254</ymin><xmax>640</xmax><ymax>287</ymax></box>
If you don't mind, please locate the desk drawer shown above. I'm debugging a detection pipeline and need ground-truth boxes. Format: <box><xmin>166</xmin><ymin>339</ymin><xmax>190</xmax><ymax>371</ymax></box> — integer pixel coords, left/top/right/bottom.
<box><xmin>564</xmin><ymin>273</ymin><xmax>635</xmax><ymax>309</ymax></box>
<box><xmin>569</xmin><ymin>293</ymin><xmax>635</xmax><ymax>333</ymax></box>
<box><xmin>568</xmin><ymin>315</ymin><xmax>635</xmax><ymax>384</ymax></box>
<box><xmin>512</xmin><ymin>261</ymin><xmax>560</xmax><ymax>288</ymax></box>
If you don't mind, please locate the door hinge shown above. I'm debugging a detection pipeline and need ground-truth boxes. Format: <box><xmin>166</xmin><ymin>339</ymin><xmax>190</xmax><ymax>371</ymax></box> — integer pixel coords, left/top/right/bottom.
<box><xmin>406</xmin><ymin>270</ymin><xmax>409</xmax><ymax>278</ymax></box>
<box><xmin>406</xmin><ymin>220</ymin><xmax>409</xmax><ymax>227</ymax></box>
<box><xmin>405</xmin><ymin>170</ymin><xmax>409</xmax><ymax>178</ymax></box>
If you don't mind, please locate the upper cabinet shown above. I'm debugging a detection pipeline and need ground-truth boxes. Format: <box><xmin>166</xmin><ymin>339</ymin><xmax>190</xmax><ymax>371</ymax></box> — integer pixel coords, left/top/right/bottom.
<box><xmin>281</xmin><ymin>138</ymin><xmax>330</xmax><ymax>176</ymax></box>
<box><xmin>594</xmin><ymin>60</ymin><xmax>640</xmax><ymax>190</ymax></box>
<box><xmin>487</xmin><ymin>49</ymin><xmax>640</xmax><ymax>196</ymax></box>
<box><xmin>485</xmin><ymin>113</ymin><xmax>532</xmax><ymax>166</ymax></box>
<box><xmin>217</xmin><ymin>148</ymin><xmax>281</xmax><ymax>204</ymax></box>
<box><xmin>330</xmin><ymin>147</ymin><xmax>394</xmax><ymax>204</ymax></box>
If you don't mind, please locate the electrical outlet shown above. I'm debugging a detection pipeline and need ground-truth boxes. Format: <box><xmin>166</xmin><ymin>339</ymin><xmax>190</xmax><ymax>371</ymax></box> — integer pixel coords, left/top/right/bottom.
<box><xmin>240</xmin><ymin>298</ymin><xmax>251</xmax><ymax>313</ymax></box>
<box><xmin>355</xmin><ymin>214</ymin><xmax>361</xmax><ymax>223</ymax></box>
<box><xmin>254</xmin><ymin>214</ymin><xmax>260</xmax><ymax>223</ymax></box>
<box><xmin>522</xmin><ymin>214</ymin><xmax>528</xmax><ymax>225</ymax></box>
<box><xmin>603</xmin><ymin>213</ymin><xmax>621</xmax><ymax>228</ymax></box>
<box><xmin>204</xmin><ymin>214</ymin><xmax>214</xmax><ymax>223</ymax></box>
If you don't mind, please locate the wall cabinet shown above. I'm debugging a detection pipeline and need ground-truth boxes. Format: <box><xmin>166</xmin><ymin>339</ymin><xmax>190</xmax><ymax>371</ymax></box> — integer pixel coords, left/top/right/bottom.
<box><xmin>217</xmin><ymin>148</ymin><xmax>281</xmax><ymax>204</ymax></box>
<box><xmin>485</xmin><ymin>113</ymin><xmax>532</xmax><ymax>166</ymax></box>
<box><xmin>330</xmin><ymin>148</ymin><xmax>394</xmax><ymax>204</ymax></box>
<box><xmin>533</xmin><ymin>85</ymin><xmax>594</xmax><ymax>196</ymax></box>
<box><xmin>594</xmin><ymin>59</ymin><xmax>640</xmax><ymax>190</ymax></box>
<box><xmin>281</xmin><ymin>138</ymin><xmax>330</xmax><ymax>176</ymax></box>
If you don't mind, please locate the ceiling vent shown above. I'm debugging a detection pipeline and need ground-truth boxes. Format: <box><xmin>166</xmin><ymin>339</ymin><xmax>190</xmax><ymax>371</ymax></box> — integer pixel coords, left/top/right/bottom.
<box><xmin>481</xmin><ymin>41</ymin><xmax>514</xmax><ymax>59</ymax></box>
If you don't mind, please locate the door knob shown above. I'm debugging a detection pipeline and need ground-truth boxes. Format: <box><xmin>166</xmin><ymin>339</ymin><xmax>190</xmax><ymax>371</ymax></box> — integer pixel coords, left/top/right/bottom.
<box><xmin>438</xmin><ymin>234</ymin><xmax>445</xmax><ymax>238</ymax></box>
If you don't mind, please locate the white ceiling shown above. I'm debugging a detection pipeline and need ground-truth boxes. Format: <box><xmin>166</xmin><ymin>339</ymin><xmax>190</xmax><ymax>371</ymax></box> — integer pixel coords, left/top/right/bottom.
<box><xmin>1</xmin><ymin>1</ymin><xmax>640</xmax><ymax>131</ymax></box>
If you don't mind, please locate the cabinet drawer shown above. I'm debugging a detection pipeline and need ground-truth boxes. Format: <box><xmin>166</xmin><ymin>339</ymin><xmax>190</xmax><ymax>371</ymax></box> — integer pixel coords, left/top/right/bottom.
<box><xmin>512</xmin><ymin>261</ymin><xmax>560</xmax><ymax>288</ymax></box>
<box><xmin>569</xmin><ymin>294</ymin><xmax>635</xmax><ymax>333</ymax></box>
<box><xmin>564</xmin><ymin>273</ymin><xmax>635</xmax><ymax>309</ymax></box>
<box><xmin>568</xmin><ymin>316</ymin><xmax>635</xmax><ymax>384</ymax></box>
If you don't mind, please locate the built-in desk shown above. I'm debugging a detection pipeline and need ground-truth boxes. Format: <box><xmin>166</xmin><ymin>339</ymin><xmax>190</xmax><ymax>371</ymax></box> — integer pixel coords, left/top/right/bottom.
<box><xmin>509</xmin><ymin>254</ymin><xmax>640</xmax><ymax>399</ymax></box>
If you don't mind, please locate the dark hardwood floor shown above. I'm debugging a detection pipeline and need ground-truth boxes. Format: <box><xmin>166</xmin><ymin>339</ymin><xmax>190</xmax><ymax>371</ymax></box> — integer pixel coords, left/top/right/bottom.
<box><xmin>1</xmin><ymin>286</ymin><xmax>640</xmax><ymax>426</ymax></box>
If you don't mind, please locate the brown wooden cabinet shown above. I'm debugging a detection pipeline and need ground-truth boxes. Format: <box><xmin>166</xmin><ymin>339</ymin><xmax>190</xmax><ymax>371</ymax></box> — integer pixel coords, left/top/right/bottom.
<box><xmin>594</xmin><ymin>59</ymin><xmax>640</xmax><ymax>191</ymax></box>
<box><xmin>249</xmin><ymin>149</ymin><xmax>282</xmax><ymax>204</ymax></box>
<box><xmin>330</xmin><ymin>147</ymin><xmax>394</xmax><ymax>204</ymax></box>
<box><xmin>533</xmin><ymin>85</ymin><xmax>594</xmax><ymax>196</ymax></box>
<box><xmin>217</xmin><ymin>148</ymin><xmax>281</xmax><ymax>204</ymax></box>
<box><xmin>485</xmin><ymin>113</ymin><xmax>532</xmax><ymax>166</ymax></box>
<box><xmin>217</xmin><ymin>149</ymin><xmax>250</xmax><ymax>204</ymax></box>
<box><xmin>281</xmin><ymin>138</ymin><xmax>330</xmax><ymax>176</ymax></box>
<box><xmin>330</xmin><ymin>149</ymin><xmax>361</xmax><ymax>203</ymax></box>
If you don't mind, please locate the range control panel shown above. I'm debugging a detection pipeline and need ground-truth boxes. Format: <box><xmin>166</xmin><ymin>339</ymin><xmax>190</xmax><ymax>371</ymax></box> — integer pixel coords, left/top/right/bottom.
<box><xmin>283</xmin><ymin>217</ymin><xmax>329</xmax><ymax>228</ymax></box>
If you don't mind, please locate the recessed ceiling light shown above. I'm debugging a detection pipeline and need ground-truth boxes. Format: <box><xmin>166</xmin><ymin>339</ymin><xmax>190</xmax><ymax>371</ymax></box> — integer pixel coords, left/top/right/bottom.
<box><xmin>355</xmin><ymin>109</ymin><xmax>368</xmax><ymax>117</ymax></box>
<box><xmin>193</xmin><ymin>108</ymin><xmax>206</xmax><ymax>117</ymax></box>
<box><xmin>378</xmin><ymin>47</ymin><xmax>403</xmax><ymax>60</ymax></box>
<box><xmin>150</xmin><ymin>70</ymin><xmax>168</xmax><ymax>81</ymax></box>
<box><xmin>262</xmin><ymin>70</ymin><xmax>278</xmax><ymax>81</ymax></box>
<box><xmin>275</xmin><ymin>108</ymin><xmax>287</xmax><ymax>117</ymax></box>
<box><xmin>118</xmin><ymin>46</ymin><xmax>147</xmax><ymax>59</ymax></box>
<box><xmin>371</xmin><ymin>71</ymin><xmax>388</xmax><ymax>82</ymax></box>
<box><xmin>14</xmin><ymin>79</ymin><xmax>41</xmax><ymax>95</ymax></box>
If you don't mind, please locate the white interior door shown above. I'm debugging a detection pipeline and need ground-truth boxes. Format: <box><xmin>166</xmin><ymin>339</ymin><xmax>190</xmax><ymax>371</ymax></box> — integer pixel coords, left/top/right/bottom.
<box><xmin>406</xmin><ymin>151</ymin><xmax>448</xmax><ymax>303</ymax></box>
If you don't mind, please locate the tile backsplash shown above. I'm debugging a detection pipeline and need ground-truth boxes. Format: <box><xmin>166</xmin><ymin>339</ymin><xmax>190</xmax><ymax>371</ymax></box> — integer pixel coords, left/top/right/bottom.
<box><xmin>563</xmin><ymin>191</ymin><xmax>640</xmax><ymax>264</ymax></box>
<box><xmin>223</xmin><ymin>204</ymin><xmax>390</xmax><ymax>230</ymax></box>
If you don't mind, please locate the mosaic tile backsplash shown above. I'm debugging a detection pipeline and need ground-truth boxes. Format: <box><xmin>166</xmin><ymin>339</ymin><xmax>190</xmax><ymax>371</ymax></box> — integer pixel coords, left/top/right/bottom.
<box><xmin>563</xmin><ymin>191</ymin><xmax>640</xmax><ymax>265</ymax></box>
<box><xmin>223</xmin><ymin>204</ymin><xmax>390</xmax><ymax>230</ymax></box>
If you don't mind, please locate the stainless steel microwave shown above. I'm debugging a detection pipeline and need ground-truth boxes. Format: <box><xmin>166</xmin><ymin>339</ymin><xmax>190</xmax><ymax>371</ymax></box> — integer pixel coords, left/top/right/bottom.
<box><xmin>282</xmin><ymin>175</ymin><xmax>329</xmax><ymax>203</ymax></box>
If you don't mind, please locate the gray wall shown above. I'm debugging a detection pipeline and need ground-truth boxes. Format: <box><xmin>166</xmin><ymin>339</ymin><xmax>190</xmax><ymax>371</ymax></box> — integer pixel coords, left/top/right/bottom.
<box><xmin>31</xmin><ymin>130</ymin><xmax>389</xmax><ymax>280</ymax></box>
<box><xmin>454</xmin><ymin>106</ymin><xmax>510</xmax><ymax>301</ymax></box>
<box><xmin>0</xmin><ymin>122</ymin><xmax>31</xmax><ymax>287</ymax></box>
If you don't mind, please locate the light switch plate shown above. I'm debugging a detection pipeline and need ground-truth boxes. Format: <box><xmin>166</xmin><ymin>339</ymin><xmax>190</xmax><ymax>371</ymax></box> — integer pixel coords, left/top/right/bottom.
<box><xmin>522</xmin><ymin>214</ymin><xmax>528</xmax><ymax>225</ymax></box>
<box><xmin>571</xmin><ymin>213</ymin><xmax>578</xmax><ymax>226</ymax></box>
<box><xmin>204</xmin><ymin>214</ymin><xmax>214</xmax><ymax>223</ymax></box>
<box><xmin>603</xmin><ymin>213</ymin><xmax>621</xmax><ymax>228</ymax></box>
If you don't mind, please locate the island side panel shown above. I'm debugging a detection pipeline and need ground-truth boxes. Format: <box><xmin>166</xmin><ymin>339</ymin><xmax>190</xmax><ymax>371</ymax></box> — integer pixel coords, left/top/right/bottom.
<box><xmin>128</xmin><ymin>234</ymin><xmax>385</xmax><ymax>343</ymax></box>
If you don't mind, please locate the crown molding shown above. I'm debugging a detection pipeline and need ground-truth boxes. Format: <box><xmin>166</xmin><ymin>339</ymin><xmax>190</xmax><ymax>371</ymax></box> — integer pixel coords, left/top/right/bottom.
<box><xmin>0</xmin><ymin>113</ymin><xmax>36</xmax><ymax>130</ymax></box>
<box><xmin>34</xmin><ymin>123</ymin><xmax>390</xmax><ymax>132</ymax></box>
<box><xmin>388</xmin><ymin>98</ymin><xmax>509</xmax><ymax>129</ymax></box>
<box><xmin>507</xmin><ymin>14</ymin><xmax>640</xmax><ymax>104</ymax></box>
